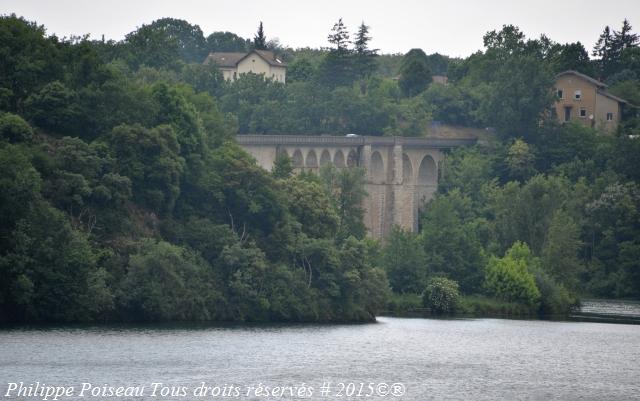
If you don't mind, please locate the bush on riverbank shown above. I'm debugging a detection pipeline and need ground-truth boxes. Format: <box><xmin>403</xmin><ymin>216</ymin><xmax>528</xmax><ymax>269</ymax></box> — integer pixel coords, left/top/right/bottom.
<box><xmin>422</xmin><ymin>277</ymin><xmax>461</xmax><ymax>314</ymax></box>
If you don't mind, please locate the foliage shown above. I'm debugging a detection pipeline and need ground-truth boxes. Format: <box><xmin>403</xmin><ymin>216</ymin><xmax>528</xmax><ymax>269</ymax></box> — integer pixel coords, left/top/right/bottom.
<box><xmin>398</xmin><ymin>49</ymin><xmax>431</xmax><ymax>97</ymax></box>
<box><xmin>206</xmin><ymin>31</ymin><xmax>249</xmax><ymax>53</ymax></box>
<box><xmin>457</xmin><ymin>295</ymin><xmax>536</xmax><ymax>316</ymax></box>
<box><xmin>319</xmin><ymin>164</ymin><xmax>367</xmax><ymax>240</ymax></box>
<box><xmin>387</xmin><ymin>292</ymin><xmax>422</xmax><ymax>314</ymax></box>
<box><xmin>506</xmin><ymin>138</ymin><xmax>537</xmax><ymax>181</ymax></box>
<box><xmin>484</xmin><ymin>242</ymin><xmax>541</xmax><ymax>306</ymax></box>
<box><xmin>253</xmin><ymin>22</ymin><xmax>267</xmax><ymax>50</ymax></box>
<box><xmin>422</xmin><ymin>277</ymin><xmax>460</xmax><ymax>314</ymax></box>
<box><xmin>2</xmin><ymin>14</ymin><xmax>640</xmax><ymax>324</ymax></box>
<box><xmin>421</xmin><ymin>190</ymin><xmax>486</xmax><ymax>293</ymax></box>
<box><xmin>117</xmin><ymin>239</ymin><xmax>223</xmax><ymax>321</ymax></box>
<box><xmin>382</xmin><ymin>227</ymin><xmax>427</xmax><ymax>293</ymax></box>
<box><xmin>0</xmin><ymin>113</ymin><xmax>33</xmax><ymax>142</ymax></box>
<box><xmin>272</xmin><ymin>152</ymin><xmax>293</xmax><ymax>179</ymax></box>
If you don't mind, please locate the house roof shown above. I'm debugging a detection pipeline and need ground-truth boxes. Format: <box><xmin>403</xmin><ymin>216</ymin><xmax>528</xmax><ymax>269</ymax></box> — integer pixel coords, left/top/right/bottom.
<box><xmin>557</xmin><ymin>70</ymin><xmax>628</xmax><ymax>105</ymax></box>
<box><xmin>203</xmin><ymin>50</ymin><xmax>286</xmax><ymax>68</ymax></box>
<box><xmin>203</xmin><ymin>52</ymin><xmax>246</xmax><ymax>68</ymax></box>
<box><xmin>597</xmin><ymin>89</ymin><xmax>628</xmax><ymax>104</ymax></box>
<box><xmin>556</xmin><ymin>70</ymin><xmax>608</xmax><ymax>89</ymax></box>
<box><xmin>245</xmin><ymin>50</ymin><xmax>287</xmax><ymax>67</ymax></box>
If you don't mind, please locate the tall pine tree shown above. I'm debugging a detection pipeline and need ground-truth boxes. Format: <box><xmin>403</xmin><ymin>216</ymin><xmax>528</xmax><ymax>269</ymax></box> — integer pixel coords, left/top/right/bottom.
<box><xmin>327</xmin><ymin>18</ymin><xmax>350</xmax><ymax>54</ymax></box>
<box><xmin>321</xmin><ymin>18</ymin><xmax>355</xmax><ymax>86</ymax></box>
<box><xmin>353</xmin><ymin>22</ymin><xmax>378</xmax><ymax>84</ymax></box>
<box><xmin>612</xmin><ymin>19</ymin><xmax>639</xmax><ymax>57</ymax></box>
<box><xmin>593</xmin><ymin>26</ymin><xmax>613</xmax><ymax>78</ymax></box>
<box><xmin>253</xmin><ymin>21</ymin><xmax>267</xmax><ymax>50</ymax></box>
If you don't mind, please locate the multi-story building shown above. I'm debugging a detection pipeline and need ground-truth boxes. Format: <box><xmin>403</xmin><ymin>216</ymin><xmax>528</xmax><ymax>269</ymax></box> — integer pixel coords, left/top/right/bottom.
<box><xmin>553</xmin><ymin>70</ymin><xmax>627</xmax><ymax>132</ymax></box>
<box><xmin>203</xmin><ymin>50</ymin><xmax>286</xmax><ymax>83</ymax></box>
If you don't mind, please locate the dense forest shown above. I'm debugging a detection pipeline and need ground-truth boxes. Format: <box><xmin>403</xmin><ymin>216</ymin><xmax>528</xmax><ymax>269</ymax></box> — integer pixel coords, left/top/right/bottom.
<box><xmin>0</xmin><ymin>14</ymin><xmax>639</xmax><ymax>323</ymax></box>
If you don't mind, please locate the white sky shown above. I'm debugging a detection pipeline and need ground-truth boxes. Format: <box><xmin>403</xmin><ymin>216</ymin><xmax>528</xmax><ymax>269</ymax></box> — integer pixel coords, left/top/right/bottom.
<box><xmin>1</xmin><ymin>0</ymin><xmax>639</xmax><ymax>57</ymax></box>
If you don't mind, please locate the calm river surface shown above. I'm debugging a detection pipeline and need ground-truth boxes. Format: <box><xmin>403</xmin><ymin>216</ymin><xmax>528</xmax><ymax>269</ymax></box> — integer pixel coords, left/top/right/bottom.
<box><xmin>1</xmin><ymin>317</ymin><xmax>639</xmax><ymax>401</ymax></box>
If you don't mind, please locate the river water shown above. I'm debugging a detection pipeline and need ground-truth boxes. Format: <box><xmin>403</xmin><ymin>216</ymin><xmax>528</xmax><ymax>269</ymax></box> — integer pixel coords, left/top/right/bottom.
<box><xmin>1</xmin><ymin>316</ymin><xmax>639</xmax><ymax>401</ymax></box>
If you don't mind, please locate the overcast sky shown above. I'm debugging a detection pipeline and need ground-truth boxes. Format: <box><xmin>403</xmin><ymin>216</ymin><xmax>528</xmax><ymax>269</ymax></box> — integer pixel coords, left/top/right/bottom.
<box><xmin>1</xmin><ymin>0</ymin><xmax>639</xmax><ymax>57</ymax></box>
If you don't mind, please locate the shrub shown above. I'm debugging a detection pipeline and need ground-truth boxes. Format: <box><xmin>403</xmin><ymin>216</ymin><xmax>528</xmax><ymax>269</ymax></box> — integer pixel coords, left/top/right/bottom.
<box><xmin>0</xmin><ymin>113</ymin><xmax>33</xmax><ymax>142</ymax></box>
<box><xmin>484</xmin><ymin>242</ymin><xmax>541</xmax><ymax>307</ymax></box>
<box><xmin>387</xmin><ymin>292</ymin><xmax>423</xmax><ymax>314</ymax></box>
<box><xmin>422</xmin><ymin>277</ymin><xmax>460</xmax><ymax>314</ymax></box>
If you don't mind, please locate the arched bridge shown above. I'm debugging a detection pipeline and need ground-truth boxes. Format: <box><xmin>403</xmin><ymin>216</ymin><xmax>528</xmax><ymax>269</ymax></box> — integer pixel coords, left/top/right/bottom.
<box><xmin>236</xmin><ymin>135</ymin><xmax>476</xmax><ymax>239</ymax></box>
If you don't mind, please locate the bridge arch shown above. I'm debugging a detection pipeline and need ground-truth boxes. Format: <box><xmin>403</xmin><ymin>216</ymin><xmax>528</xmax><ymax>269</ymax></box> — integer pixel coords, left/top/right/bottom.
<box><xmin>320</xmin><ymin>149</ymin><xmax>332</xmax><ymax>166</ymax></box>
<box><xmin>306</xmin><ymin>150</ymin><xmax>318</xmax><ymax>167</ymax></box>
<box><xmin>403</xmin><ymin>153</ymin><xmax>413</xmax><ymax>184</ymax></box>
<box><xmin>292</xmin><ymin>149</ymin><xmax>304</xmax><ymax>168</ymax></box>
<box><xmin>333</xmin><ymin>150</ymin><xmax>345</xmax><ymax>167</ymax></box>
<box><xmin>417</xmin><ymin>154</ymin><xmax>437</xmax><ymax>186</ymax></box>
<box><xmin>347</xmin><ymin>150</ymin><xmax>358</xmax><ymax>167</ymax></box>
<box><xmin>370</xmin><ymin>151</ymin><xmax>385</xmax><ymax>183</ymax></box>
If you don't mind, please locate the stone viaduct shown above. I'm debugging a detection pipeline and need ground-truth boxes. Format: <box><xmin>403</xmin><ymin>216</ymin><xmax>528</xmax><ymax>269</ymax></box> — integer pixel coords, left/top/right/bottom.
<box><xmin>236</xmin><ymin>135</ymin><xmax>476</xmax><ymax>240</ymax></box>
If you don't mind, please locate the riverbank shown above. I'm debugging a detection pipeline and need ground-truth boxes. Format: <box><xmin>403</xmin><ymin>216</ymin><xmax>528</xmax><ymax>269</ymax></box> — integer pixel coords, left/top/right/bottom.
<box><xmin>385</xmin><ymin>295</ymin><xmax>640</xmax><ymax>324</ymax></box>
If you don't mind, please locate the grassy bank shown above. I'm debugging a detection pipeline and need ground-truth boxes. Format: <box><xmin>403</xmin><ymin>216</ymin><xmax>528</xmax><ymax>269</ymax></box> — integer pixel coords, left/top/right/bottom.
<box><xmin>385</xmin><ymin>293</ymin><xmax>542</xmax><ymax>318</ymax></box>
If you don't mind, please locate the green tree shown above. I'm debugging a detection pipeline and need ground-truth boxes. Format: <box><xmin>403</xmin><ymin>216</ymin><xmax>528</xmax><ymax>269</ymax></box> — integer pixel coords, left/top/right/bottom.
<box><xmin>541</xmin><ymin>210</ymin><xmax>583</xmax><ymax>290</ymax></box>
<box><xmin>327</xmin><ymin>18</ymin><xmax>350</xmax><ymax>53</ymax></box>
<box><xmin>550</xmin><ymin>42</ymin><xmax>594</xmax><ymax>75</ymax></box>
<box><xmin>382</xmin><ymin>227</ymin><xmax>427</xmax><ymax>293</ymax></box>
<box><xmin>398</xmin><ymin>49</ymin><xmax>432</xmax><ymax>97</ymax></box>
<box><xmin>484</xmin><ymin>242</ymin><xmax>541</xmax><ymax>306</ymax></box>
<box><xmin>320</xmin><ymin>18</ymin><xmax>355</xmax><ymax>87</ymax></box>
<box><xmin>24</xmin><ymin>81</ymin><xmax>81</xmax><ymax>134</ymax></box>
<box><xmin>421</xmin><ymin>190</ymin><xmax>486</xmax><ymax>292</ymax></box>
<box><xmin>272</xmin><ymin>152</ymin><xmax>293</xmax><ymax>179</ymax></box>
<box><xmin>287</xmin><ymin>58</ymin><xmax>316</xmax><ymax>82</ymax></box>
<box><xmin>506</xmin><ymin>138</ymin><xmax>537</xmax><ymax>182</ymax></box>
<box><xmin>488</xmin><ymin>174</ymin><xmax>572</xmax><ymax>255</ymax></box>
<box><xmin>284</xmin><ymin>177</ymin><xmax>339</xmax><ymax>239</ymax></box>
<box><xmin>320</xmin><ymin>164</ymin><xmax>367</xmax><ymax>240</ymax></box>
<box><xmin>1</xmin><ymin>200</ymin><xmax>98</xmax><ymax>322</ymax></box>
<box><xmin>440</xmin><ymin>146</ymin><xmax>495</xmax><ymax>199</ymax></box>
<box><xmin>0</xmin><ymin>113</ymin><xmax>33</xmax><ymax>143</ymax></box>
<box><xmin>0</xmin><ymin>15</ymin><xmax>61</xmax><ymax>112</ymax></box>
<box><xmin>422</xmin><ymin>277</ymin><xmax>460</xmax><ymax>314</ymax></box>
<box><xmin>206</xmin><ymin>31</ymin><xmax>250</xmax><ymax>53</ymax></box>
<box><xmin>353</xmin><ymin>22</ymin><xmax>378</xmax><ymax>84</ymax></box>
<box><xmin>124</xmin><ymin>18</ymin><xmax>206</xmax><ymax>67</ymax></box>
<box><xmin>118</xmin><ymin>239</ymin><xmax>224</xmax><ymax>321</ymax></box>
<box><xmin>479</xmin><ymin>54</ymin><xmax>554</xmax><ymax>139</ymax></box>
<box><xmin>253</xmin><ymin>22</ymin><xmax>267</xmax><ymax>50</ymax></box>
<box><xmin>108</xmin><ymin>123</ymin><xmax>185</xmax><ymax>213</ymax></box>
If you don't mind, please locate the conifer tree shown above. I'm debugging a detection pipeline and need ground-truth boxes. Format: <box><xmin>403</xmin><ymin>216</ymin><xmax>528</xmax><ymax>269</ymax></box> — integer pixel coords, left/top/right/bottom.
<box><xmin>593</xmin><ymin>26</ymin><xmax>613</xmax><ymax>78</ymax></box>
<box><xmin>353</xmin><ymin>22</ymin><xmax>378</xmax><ymax>82</ymax></box>
<box><xmin>253</xmin><ymin>21</ymin><xmax>267</xmax><ymax>50</ymax></box>
<box><xmin>327</xmin><ymin>18</ymin><xmax>350</xmax><ymax>54</ymax></box>
<box><xmin>612</xmin><ymin>19</ymin><xmax>639</xmax><ymax>56</ymax></box>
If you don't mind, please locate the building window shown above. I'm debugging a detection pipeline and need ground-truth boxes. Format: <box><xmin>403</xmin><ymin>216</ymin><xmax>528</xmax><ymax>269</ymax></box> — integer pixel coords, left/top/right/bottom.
<box><xmin>607</xmin><ymin>112</ymin><xmax>614</xmax><ymax>121</ymax></box>
<box><xmin>579</xmin><ymin>108</ymin><xmax>587</xmax><ymax>118</ymax></box>
<box><xmin>564</xmin><ymin>106</ymin><xmax>571</xmax><ymax>122</ymax></box>
<box><xmin>557</xmin><ymin>89</ymin><xmax>564</xmax><ymax>99</ymax></box>
<box><xmin>574</xmin><ymin>90</ymin><xmax>582</xmax><ymax>100</ymax></box>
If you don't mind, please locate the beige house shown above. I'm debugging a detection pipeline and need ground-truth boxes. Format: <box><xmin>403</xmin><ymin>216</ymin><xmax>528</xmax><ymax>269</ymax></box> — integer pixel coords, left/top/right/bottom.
<box><xmin>554</xmin><ymin>70</ymin><xmax>627</xmax><ymax>132</ymax></box>
<box><xmin>431</xmin><ymin>74</ymin><xmax>448</xmax><ymax>85</ymax></box>
<box><xmin>203</xmin><ymin>50</ymin><xmax>286</xmax><ymax>83</ymax></box>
